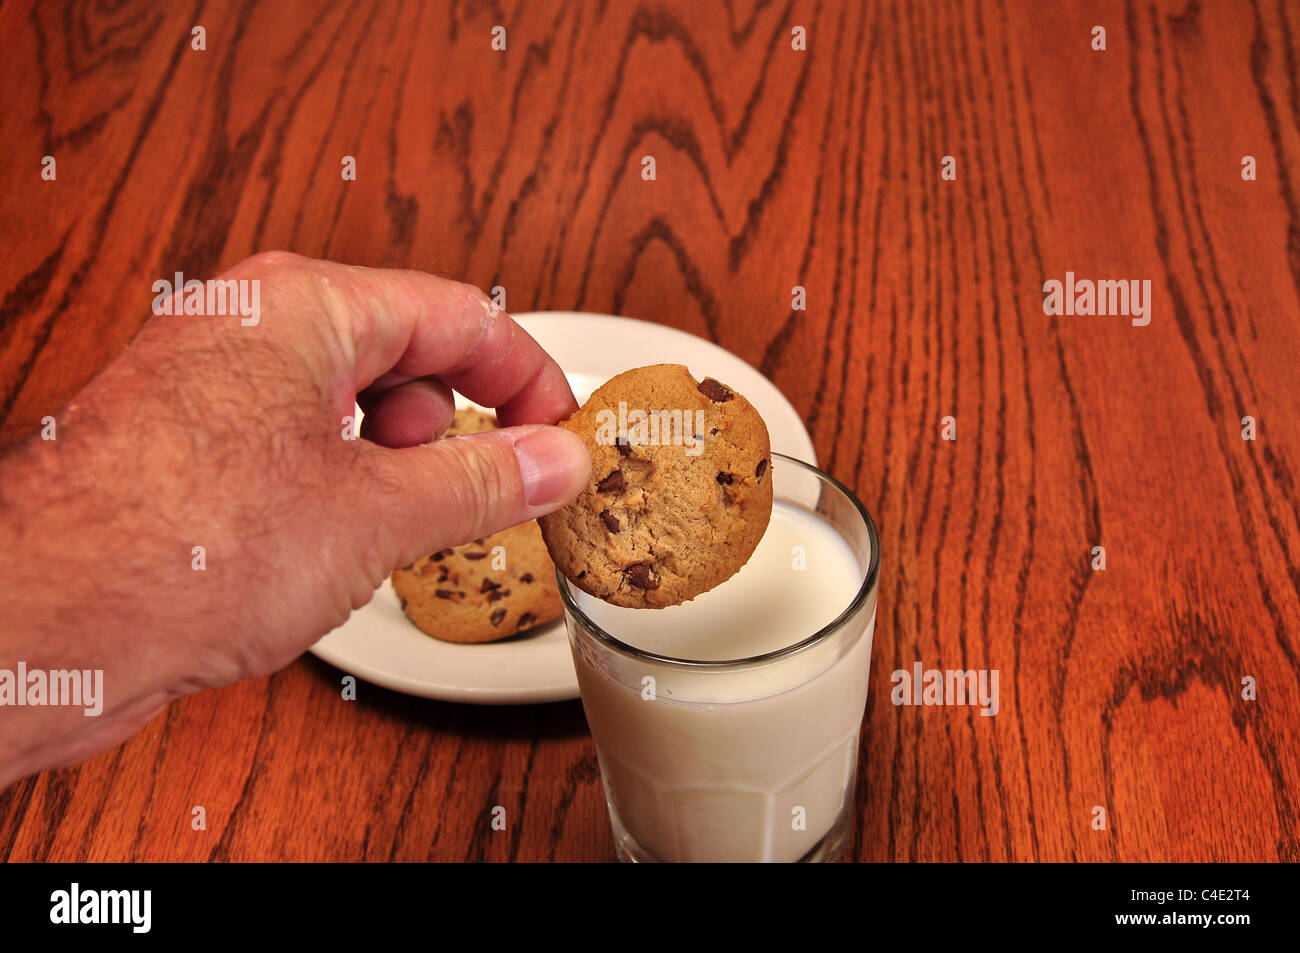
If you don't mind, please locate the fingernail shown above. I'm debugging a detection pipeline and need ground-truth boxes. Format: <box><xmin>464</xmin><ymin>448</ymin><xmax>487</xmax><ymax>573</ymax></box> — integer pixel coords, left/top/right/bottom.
<box><xmin>513</xmin><ymin>427</ymin><xmax>590</xmax><ymax>507</ymax></box>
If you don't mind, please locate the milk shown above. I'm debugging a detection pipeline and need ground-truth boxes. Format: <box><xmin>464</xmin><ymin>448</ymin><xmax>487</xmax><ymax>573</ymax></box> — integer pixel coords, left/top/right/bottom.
<box><xmin>570</xmin><ymin>502</ymin><xmax>876</xmax><ymax>862</ymax></box>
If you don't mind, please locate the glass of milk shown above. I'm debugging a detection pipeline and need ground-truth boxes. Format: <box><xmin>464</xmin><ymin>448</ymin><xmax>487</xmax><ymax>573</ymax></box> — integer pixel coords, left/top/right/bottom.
<box><xmin>559</xmin><ymin>454</ymin><xmax>880</xmax><ymax>862</ymax></box>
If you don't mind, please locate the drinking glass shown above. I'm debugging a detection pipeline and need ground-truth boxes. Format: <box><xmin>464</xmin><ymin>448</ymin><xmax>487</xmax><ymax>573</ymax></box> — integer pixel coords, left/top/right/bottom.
<box><xmin>558</xmin><ymin>454</ymin><xmax>880</xmax><ymax>862</ymax></box>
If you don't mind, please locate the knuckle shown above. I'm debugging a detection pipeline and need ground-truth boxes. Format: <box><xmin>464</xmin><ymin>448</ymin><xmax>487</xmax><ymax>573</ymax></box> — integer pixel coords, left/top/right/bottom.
<box><xmin>455</xmin><ymin>280</ymin><xmax>500</xmax><ymax>321</ymax></box>
<box><xmin>236</xmin><ymin>252</ymin><xmax>322</xmax><ymax>306</ymax></box>
<box><xmin>243</xmin><ymin>250</ymin><xmax>306</xmax><ymax>273</ymax></box>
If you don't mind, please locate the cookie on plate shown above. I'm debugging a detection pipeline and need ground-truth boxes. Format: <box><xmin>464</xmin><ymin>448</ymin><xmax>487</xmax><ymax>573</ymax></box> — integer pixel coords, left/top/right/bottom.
<box><xmin>538</xmin><ymin>364</ymin><xmax>773</xmax><ymax>609</ymax></box>
<box><xmin>443</xmin><ymin>406</ymin><xmax>498</xmax><ymax>437</ymax></box>
<box><xmin>392</xmin><ymin>521</ymin><xmax>562</xmax><ymax>643</ymax></box>
<box><xmin>392</xmin><ymin>406</ymin><xmax>561</xmax><ymax>643</ymax></box>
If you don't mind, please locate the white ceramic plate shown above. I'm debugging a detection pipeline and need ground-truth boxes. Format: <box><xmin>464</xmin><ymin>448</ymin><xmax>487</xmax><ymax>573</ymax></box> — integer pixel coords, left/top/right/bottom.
<box><xmin>309</xmin><ymin>312</ymin><xmax>816</xmax><ymax>704</ymax></box>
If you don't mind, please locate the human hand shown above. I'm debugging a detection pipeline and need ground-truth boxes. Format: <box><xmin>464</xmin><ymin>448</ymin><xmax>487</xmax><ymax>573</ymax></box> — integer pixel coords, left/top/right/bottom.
<box><xmin>0</xmin><ymin>252</ymin><xmax>591</xmax><ymax>786</ymax></box>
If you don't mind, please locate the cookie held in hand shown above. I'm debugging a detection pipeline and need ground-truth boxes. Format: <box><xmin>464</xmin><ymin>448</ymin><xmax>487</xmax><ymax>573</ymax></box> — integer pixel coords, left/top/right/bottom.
<box><xmin>538</xmin><ymin>364</ymin><xmax>773</xmax><ymax>609</ymax></box>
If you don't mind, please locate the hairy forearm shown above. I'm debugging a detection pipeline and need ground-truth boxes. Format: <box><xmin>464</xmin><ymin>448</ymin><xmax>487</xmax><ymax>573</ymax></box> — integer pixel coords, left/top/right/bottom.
<box><xmin>0</xmin><ymin>428</ymin><xmax>175</xmax><ymax>785</ymax></box>
<box><xmin>0</xmin><ymin>309</ymin><xmax>376</xmax><ymax>787</ymax></box>
<box><xmin>0</xmin><ymin>354</ymin><xmax>267</xmax><ymax>785</ymax></box>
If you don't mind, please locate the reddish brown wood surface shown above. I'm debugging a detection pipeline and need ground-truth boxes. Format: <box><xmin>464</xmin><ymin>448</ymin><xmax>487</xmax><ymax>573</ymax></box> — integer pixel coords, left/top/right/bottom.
<box><xmin>1</xmin><ymin>0</ymin><xmax>1298</xmax><ymax>861</ymax></box>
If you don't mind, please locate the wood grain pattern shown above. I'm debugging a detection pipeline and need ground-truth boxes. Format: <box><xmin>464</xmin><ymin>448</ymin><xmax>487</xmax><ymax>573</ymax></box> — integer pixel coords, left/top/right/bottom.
<box><xmin>1</xmin><ymin>0</ymin><xmax>1298</xmax><ymax>861</ymax></box>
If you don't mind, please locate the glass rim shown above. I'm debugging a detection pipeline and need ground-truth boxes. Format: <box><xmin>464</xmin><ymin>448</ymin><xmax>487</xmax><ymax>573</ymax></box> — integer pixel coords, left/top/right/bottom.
<box><xmin>555</xmin><ymin>452</ymin><xmax>881</xmax><ymax>671</ymax></box>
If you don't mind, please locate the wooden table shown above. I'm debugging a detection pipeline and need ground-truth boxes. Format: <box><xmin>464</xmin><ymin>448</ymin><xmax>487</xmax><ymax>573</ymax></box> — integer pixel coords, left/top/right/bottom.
<box><xmin>2</xmin><ymin>0</ymin><xmax>1297</xmax><ymax>862</ymax></box>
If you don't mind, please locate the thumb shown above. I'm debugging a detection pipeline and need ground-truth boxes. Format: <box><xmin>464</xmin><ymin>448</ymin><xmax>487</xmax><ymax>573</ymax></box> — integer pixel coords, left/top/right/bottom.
<box><xmin>360</xmin><ymin>424</ymin><xmax>590</xmax><ymax>569</ymax></box>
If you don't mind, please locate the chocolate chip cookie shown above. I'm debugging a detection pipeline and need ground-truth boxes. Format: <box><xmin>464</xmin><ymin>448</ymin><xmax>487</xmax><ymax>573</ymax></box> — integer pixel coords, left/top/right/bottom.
<box><xmin>392</xmin><ymin>520</ymin><xmax>562</xmax><ymax>643</ymax></box>
<box><xmin>538</xmin><ymin>364</ymin><xmax>773</xmax><ymax>608</ymax></box>
<box><xmin>391</xmin><ymin>407</ymin><xmax>561</xmax><ymax>642</ymax></box>
<box><xmin>443</xmin><ymin>406</ymin><xmax>498</xmax><ymax>436</ymax></box>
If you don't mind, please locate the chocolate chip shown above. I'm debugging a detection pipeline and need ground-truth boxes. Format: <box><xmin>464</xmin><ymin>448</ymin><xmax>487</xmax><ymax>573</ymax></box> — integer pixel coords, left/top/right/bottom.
<box><xmin>520</xmin><ymin>573</ymin><xmax>535</xmax><ymax>583</ymax></box>
<box><xmin>624</xmin><ymin>562</ymin><xmax>660</xmax><ymax>590</ymax></box>
<box><xmin>480</xmin><ymin>578</ymin><xmax>500</xmax><ymax>593</ymax></box>
<box><xmin>435</xmin><ymin>589</ymin><xmax>458</xmax><ymax>600</ymax></box>
<box><xmin>615</xmin><ymin>437</ymin><xmax>633</xmax><ymax>457</ymax></box>
<box><xmin>697</xmin><ymin>378</ymin><xmax>733</xmax><ymax>402</ymax></box>
<box><xmin>490</xmin><ymin>609</ymin><xmax>507</xmax><ymax>627</ymax></box>
<box><xmin>399</xmin><ymin>597</ymin><xmax>408</xmax><ymax>610</ymax></box>
<box><xmin>710</xmin><ymin>428</ymin><xmax>719</xmax><ymax>436</ymax></box>
<box><xmin>474</xmin><ymin>538</ymin><xmax>486</xmax><ymax>545</ymax></box>
<box><xmin>597</xmin><ymin>470</ymin><xmax>626</xmax><ymax>494</ymax></box>
<box><xmin>756</xmin><ymin>458</ymin><xmax>768</xmax><ymax>480</ymax></box>
<box><xmin>600</xmin><ymin>509</ymin><xmax>621</xmax><ymax>532</ymax></box>
<box><xmin>517</xmin><ymin>612</ymin><xmax>535</xmax><ymax>630</ymax></box>
<box><xmin>488</xmin><ymin>588</ymin><xmax>511</xmax><ymax>602</ymax></box>
<box><xmin>715</xmin><ymin>472</ymin><xmax>734</xmax><ymax>485</ymax></box>
<box><xmin>437</xmin><ymin>566</ymin><xmax>450</xmax><ymax>582</ymax></box>
<box><xmin>431</xmin><ymin>549</ymin><xmax>453</xmax><ymax>562</ymax></box>
<box><xmin>576</xmin><ymin>571</ymin><xmax>587</xmax><ymax>579</ymax></box>
<box><xmin>463</xmin><ymin>551</ymin><xmax>488</xmax><ymax>560</ymax></box>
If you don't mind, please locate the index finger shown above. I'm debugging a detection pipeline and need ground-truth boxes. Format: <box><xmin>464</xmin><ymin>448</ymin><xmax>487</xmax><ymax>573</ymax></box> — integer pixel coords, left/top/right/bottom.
<box><xmin>254</xmin><ymin>254</ymin><xmax>579</xmax><ymax>426</ymax></box>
